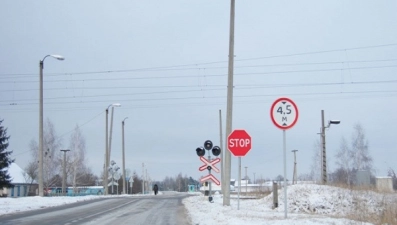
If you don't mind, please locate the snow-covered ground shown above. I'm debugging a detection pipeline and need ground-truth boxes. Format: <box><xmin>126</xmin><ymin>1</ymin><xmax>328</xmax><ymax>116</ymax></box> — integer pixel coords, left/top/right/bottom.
<box><xmin>184</xmin><ymin>184</ymin><xmax>397</xmax><ymax>225</ymax></box>
<box><xmin>1</xmin><ymin>184</ymin><xmax>396</xmax><ymax>225</ymax></box>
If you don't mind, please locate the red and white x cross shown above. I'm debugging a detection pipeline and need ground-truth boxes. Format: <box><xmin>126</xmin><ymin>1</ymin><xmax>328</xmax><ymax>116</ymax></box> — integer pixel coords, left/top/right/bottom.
<box><xmin>198</xmin><ymin>156</ymin><xmax>221</xmax><ymax>173</ymax></box>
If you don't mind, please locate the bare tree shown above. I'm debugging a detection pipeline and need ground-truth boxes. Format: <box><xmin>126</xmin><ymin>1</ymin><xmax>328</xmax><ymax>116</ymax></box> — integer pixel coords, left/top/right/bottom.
<box><xmin>387</xmin><ymin>168</ymin><xmax>397</xmax><ymax>190</ymax></box>
<box><xmin>43</xmin><ymin>119</ymin><xmax>62</xmax><ymax>189</ymax></box>
<box><xmin>28</xmin><ymin>118</ymin><xmax>62</xmax><ymax>190</ymax></box>
<box><xmin>334</xmin><ymin>137</ymin><xmax>352</xmax><ymax>184</ymax></box>
<box><xmin>23</xmin><ymin>161</ymin><xmax>38</xmax><ymax>196</ymax></box>
<box><xmin>309</xmin><ymin>140</ymin><xmax>322</xmax><ymax>182</ymax></box>
<box><xmin>68</xmin><ymin>125</ymin><xmax>87</xmax><ymax>190</ymax></box>
<box><xmin>131</xmin><ymin>171</ymin><xmax>142</xmax><ymax>194</ymax></box>
<box><xmin>350</xmin><ymin>123</ymin><xmax>372</xmax><ymax>171</ymax></box>
<box><xmin>75</xmin><ymin>167</ymin><xmax>97</xmax><ymax>186</ymax></box>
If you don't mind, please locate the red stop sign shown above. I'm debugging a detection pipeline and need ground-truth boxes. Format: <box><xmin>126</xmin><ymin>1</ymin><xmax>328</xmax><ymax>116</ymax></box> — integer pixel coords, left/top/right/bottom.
<box><xmin>227</xmin><ymin>129</ymin><xmax>252</xmax><ymax>157</ymax></box>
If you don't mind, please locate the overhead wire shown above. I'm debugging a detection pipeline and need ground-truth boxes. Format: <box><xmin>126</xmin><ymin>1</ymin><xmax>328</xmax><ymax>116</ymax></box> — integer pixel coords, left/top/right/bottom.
<box><xmin>1</xmin><ymin>79</ymin><xmax>396</xmax><ymax>104</ymax></box>
<box><xmin>1</xmin><ymin>64</ymin><xmax>397</xmax><ymax>84</ymax></box>
<box><xmin>1</xmin><ymin>42</ymin><xmax>397</xmax><ymax>78</ymax></box>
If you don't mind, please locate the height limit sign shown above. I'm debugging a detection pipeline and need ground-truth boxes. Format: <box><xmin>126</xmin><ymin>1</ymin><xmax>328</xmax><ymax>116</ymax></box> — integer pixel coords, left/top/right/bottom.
<box><xmin>270</xmin><ymin>97</ymin><xmax>299</xmax><ymax>130</ymax></box>
<box><xmin>270</xmin><ymin>97</ymin><xmax>298</xmax><ymax>219</ymax></box>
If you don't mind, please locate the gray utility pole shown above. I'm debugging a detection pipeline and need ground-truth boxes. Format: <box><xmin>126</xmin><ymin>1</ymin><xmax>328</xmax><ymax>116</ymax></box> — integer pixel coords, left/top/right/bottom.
<box><xmin>38</xmin><ymin>59</ymin><xmax>44</xmax><ymax>197</ymax></box>
<box><xmin>122</xmin><ymin>117</ymin><xmax>128</xmax><ymax>194</ymax></box>
<box><xmin>146</xmin><ymin>168</ymin><xmax>148</xmax><ymax>193</ymax></box>
<box><xmin>61</xmin><ymin>149</ymin><xmax>70</xmax><ymax>196</ymax></box>
<box><xmin>39</xmin><ymin>54</ymin><xmax>64</xmax><ymax>197</ymax></box>
<box><xmin>142</xmin><ymin>163</ymin><xmax>145</xmax><ymax>194</ymax></box>
<box><xmin>292</xmin><ymin>150</ymin><xmax>298</xmax><ymax>185</ymax></box>
<box><xmin>108</xmin><ymin>107</ymin><xmax>115</xmax><ymax>166</ymax></box>
<box><xmin>321</xmin><ymin>110</ymin><xmax>326</xmax><ymax>184</ymax></box>
<box><xmin>219</xmin><ymin>110</ymin><xmax>224</xmax><ymax>194</ymax></box>
<box><xmin>224</xmin><ymin>0</ymin><xmax>235</xmax><ymax>206</ymax></box>
<box><xmin>320</xmin><ymin>110</ymin><xmax>340</xmax><ymax>184</ymax></box>
<box><xmin>105</xmin><ymin>103</ymin><xmax>121</xmax><ymax>195</ymax></box>
<box><xmin>105</xmin><ymin>108</ymin><xmax>109</xmax><ymax>195</ymax></box>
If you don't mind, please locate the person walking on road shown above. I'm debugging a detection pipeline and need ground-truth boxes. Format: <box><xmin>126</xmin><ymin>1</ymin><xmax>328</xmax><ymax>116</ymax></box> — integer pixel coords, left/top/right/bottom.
<box><xmin>153</xmin><ymin>184</ymin><xmax>158</xmax><ymax>195</ymax></box>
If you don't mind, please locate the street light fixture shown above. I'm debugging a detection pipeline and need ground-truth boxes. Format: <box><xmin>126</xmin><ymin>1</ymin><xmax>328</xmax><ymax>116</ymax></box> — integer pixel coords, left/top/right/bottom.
<box><xmin>104</xmin><ymin>103</ymin><xmax>121</xmax><ymax>195</ymax></box>
<box><xmin>39</xmin><ymin>54</ymin><xmax>64</xmax><ymax>197</ymax></box>
<box><xmin>122</xmin><ymin>117</ymin><xmax>128</xmax><ymax>194</ymax></box>
<box><xmin>320</xmin><ymin>110</ymin><xmax>340</xmax><ymax>184</ymax></box>
<box><xmin>329</xmin><ymin>120</ymin><xmax>340</xmax><ymax>125</ymax></box>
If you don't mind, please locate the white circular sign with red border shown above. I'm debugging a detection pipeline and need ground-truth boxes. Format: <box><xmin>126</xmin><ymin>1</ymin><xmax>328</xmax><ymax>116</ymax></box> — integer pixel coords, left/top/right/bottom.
<box><xmin>270</xmin><ymin>97</ymin><xmax>299</xmax><ymax>130</ymax></box>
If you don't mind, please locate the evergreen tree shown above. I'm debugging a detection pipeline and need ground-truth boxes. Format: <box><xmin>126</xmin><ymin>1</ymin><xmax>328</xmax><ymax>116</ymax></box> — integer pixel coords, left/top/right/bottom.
<box><xmin>0</xmin><ymin>119</ymin><xmax>14</xmax><ymax>188</ymax></box>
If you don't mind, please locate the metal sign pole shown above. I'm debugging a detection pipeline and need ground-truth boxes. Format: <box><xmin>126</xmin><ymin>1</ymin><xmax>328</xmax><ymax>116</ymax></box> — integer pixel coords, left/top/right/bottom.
<box><xmin>238</xmin><ymin>156</ymin><xmax>241</xmax><ymax>210</ymax></box>
<box><xmin>270</xmin><ymin>97</ymin><xmax>299</xmax><ymax>220</ymax></box>
<box><xmin>209</xmin><ymin>154</ymin><xmax>212</xmax><ymax>202</ymax></box>
<box><xmin>283</xmin><ymin>130</ymin><xmax>287</xmax><ymax>219</ymax></box>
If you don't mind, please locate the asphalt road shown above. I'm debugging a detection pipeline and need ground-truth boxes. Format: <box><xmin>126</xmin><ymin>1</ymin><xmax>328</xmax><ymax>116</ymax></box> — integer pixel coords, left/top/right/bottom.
<box><xmin>0</xmin><ymin>192</ymin><xmax>191</xmax><ymax>225</ymax></box>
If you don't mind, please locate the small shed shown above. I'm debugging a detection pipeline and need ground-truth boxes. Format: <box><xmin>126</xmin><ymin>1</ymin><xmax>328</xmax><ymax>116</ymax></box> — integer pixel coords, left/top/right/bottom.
<box><xmin>375</xmin><ymin>177</ymin><xmax>393</xmax><ymax>193</ymax></box>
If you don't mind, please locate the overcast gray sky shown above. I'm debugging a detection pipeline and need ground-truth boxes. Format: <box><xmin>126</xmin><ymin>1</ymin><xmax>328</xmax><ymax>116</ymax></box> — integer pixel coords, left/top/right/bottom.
<box><xmin>1</xmin><ymin>0</ymin><xmax>396</xmax><ymax>182</ymax></box>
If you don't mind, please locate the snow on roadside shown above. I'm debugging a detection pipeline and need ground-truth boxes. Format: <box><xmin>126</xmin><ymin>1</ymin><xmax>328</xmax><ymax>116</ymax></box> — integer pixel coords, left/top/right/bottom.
<box><xmin>0</xmin><ymin>192</ymin><xmax>162</xmax><ymax>216</ymax></box>
<box><xmin>183</xmin><ymin>184</ymin><xmax>397</xmax><ymax>225</ymax></box>
<box><xmin>265</xmin><ymin>184</ymin><xmax>395</xmax><ymax>218</ymax></box>
<box><xmin>0</xmin><ymin>195</ymin><xmax>104</xmax><ymax>215</ymax></box>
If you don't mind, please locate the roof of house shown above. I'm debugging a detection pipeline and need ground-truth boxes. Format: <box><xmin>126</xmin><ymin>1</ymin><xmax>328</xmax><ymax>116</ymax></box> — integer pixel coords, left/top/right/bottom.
<box><xmin>7</xmin><ymin>163</ymin><xmax>36</xmax><ymax>184</ymax></box>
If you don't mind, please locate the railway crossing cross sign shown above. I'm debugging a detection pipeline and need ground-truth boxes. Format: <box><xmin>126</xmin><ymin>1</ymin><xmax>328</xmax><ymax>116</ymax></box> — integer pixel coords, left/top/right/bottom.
<box><xmin>198</xmin><ymin>157</ymin><xmax>221</xmax><ymax>173</ymax></box>
<box><xmin>200</xmin><ymin>174</ymin><xmax>221</xmax><ymax>186</ymax></box>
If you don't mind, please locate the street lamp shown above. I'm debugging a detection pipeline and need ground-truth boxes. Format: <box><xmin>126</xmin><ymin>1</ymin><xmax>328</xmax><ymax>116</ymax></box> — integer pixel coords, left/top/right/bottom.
<box><xmin>320</xmin><ymin>110</ymin><xmax>340</xmax><ymax>184</ymax></box>
<box><xmin>122</xmin><ymin>117</ymin><xmax>128</xmax><ymax>194</ymax></box>
<box><xmin>60</xmin><ymin>149</ymin><xmax>70</xmax><ymax>195</ymax></box>
<box><xmin>104</xmin><ymin>103</ymin><xmax>121</xmax><ymax>195</ymax></box>
<box><xmin>39</xmin><ymin>54</ymin><xmax>64</xmax><ymax>197</ymax></box>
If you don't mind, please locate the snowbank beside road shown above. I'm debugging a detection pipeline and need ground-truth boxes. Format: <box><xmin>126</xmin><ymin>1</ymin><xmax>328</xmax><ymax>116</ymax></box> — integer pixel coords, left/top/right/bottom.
<box><xmin>183</xmin><ymin>184</ymin><xmax>397</xmax><ymax>225</ymax></box>
<box><xmin>0</xmin><ymin>184</ymin><xmax>395</xmax><ymax>225</ymax></box>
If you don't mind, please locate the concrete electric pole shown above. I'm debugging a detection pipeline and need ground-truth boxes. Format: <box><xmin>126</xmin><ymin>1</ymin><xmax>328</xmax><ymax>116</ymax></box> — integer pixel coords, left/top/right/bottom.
<box><xmin>60</xmin><ymin>149</ymin><xmax>70</xmax><ymax>195</ymax></box>
<box><xmin>142</xmin><ymin>163</ymin><xmax>145</xmax><ymax>194</ymax></box>
<box><xmin>122</xmin><ymin>117</ymin><xmax>128</xmax><ymax>194</ymax></box>
<box><xmin>320</xmin><ymin>110</ymin><xmax>340</xmax><ymax>184</ymax></box>
<box><xmin>219</xmin><ymin>110</ymin><xmax>224</xmax><ymax>194</ymax></box>
<box><xmin>224</xmin><ymin>0</ymin><xmax>235</xmax><ymax>206</ymax></box>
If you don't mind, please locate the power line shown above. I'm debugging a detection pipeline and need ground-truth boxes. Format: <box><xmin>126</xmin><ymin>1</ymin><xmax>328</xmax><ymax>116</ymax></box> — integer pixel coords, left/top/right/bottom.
<box><xmin>1</xmin><ymin>79</ymin><xmax>396</xmax><ymax>103</ymax></box>
<box><xmin>2</xmin><ymin>64</ymin><xmax>397</xmax><ymax>84</ymax></box>
<box><xmin>2</xmin><ymin>89</ymin><xmax>396</xmax><ymax>109</ymax></box>
<box><xmin>4</xmin><ymin>57</ymin><xmax>397</xmax><ymax>78</ymax></box>
<box><xmin>11</xmin><ymin>110</ymin><xmax>105</xmax><ymax>157</ymax></box>
<box><xmin>1</xmin><ymin>43</ymin><xmax>397</xmax><ymax>77</ymax></box>
<box><xmin>58</xmin><ymin>110</ymin><xmax>105</xmax><ymax>138</ymax></box>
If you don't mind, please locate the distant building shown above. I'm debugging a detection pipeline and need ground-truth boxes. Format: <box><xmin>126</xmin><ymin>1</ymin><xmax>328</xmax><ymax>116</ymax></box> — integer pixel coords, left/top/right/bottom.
<box><xmin>0</xmin><ymin>163</ymin><xmax>37</xmax><ymax>197</ymax></box>
<box><xmin>376</xmin><ymin>177</ymin><xmax>393</xmax><ymax>193</ymax></box>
